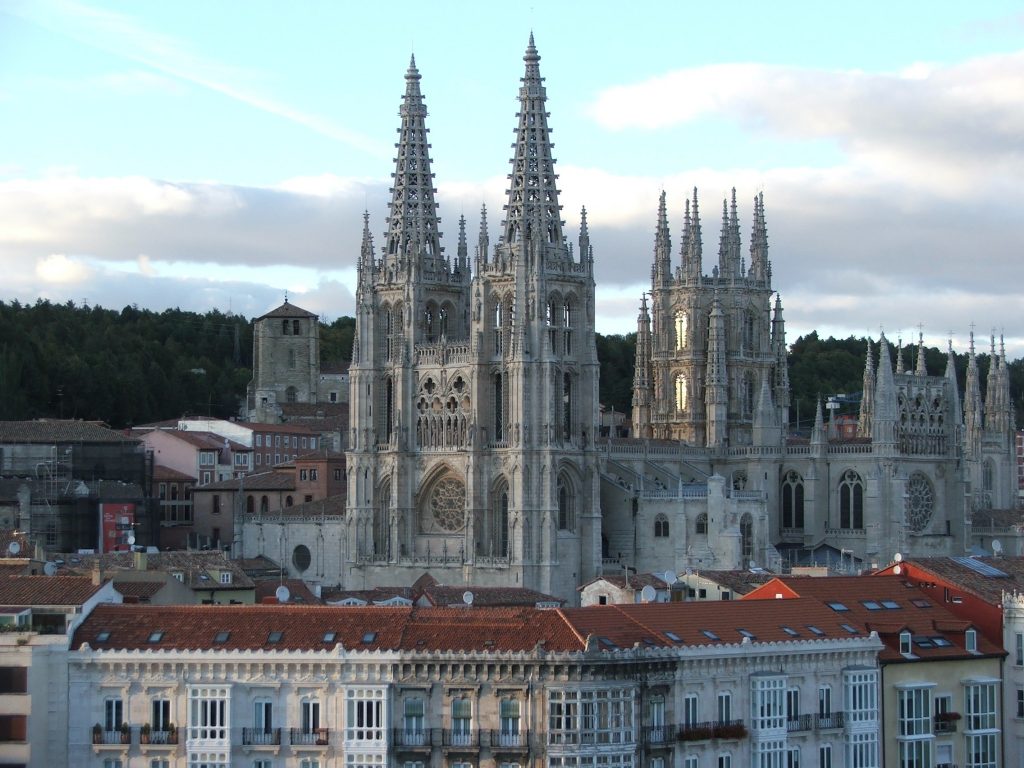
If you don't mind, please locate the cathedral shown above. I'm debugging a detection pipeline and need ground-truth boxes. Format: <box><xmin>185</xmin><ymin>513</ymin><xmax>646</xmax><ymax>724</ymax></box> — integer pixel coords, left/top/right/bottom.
<box><xmin>240</xmin><ymin>36</ymin><xmax>1017</xmax><ymax>603</ymax></box>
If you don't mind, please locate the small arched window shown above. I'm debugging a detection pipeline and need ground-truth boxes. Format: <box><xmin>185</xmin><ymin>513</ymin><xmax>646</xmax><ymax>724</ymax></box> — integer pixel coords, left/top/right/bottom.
<box><xmin>741</xmin><ymin>513</ymin><xmax>754</xmax><ymax>560</ymax></box>
<box><xmin>260</xmin><ymin>495</ymin><xmax>269</xmax><ymax>514</ymax></box>
<box><xmin>696</xmin><ymin>513</ymin><xmax>708</xmax><ymax>535</ymax></box>
<box><xmin>557</xmin><ymin>478</ymin><xmax>574</xmax><ymax>531</ymax></box>
<box><xmin>675</xmin><ymin>311</ymin><xmax>688</xmax><ymax>350</ymax></box>
<box><xmin>246</xmin><ymin>495</ymin><xmax>254</xmax><ymax>514</ymax></box>
<box><xmin>654</xmin><ymin>514</ymin><xmax>670</xmax><ymax>538</ymax></box>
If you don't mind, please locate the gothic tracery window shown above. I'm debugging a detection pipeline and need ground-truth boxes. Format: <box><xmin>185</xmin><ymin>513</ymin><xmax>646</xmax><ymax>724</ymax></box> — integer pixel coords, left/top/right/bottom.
<box><xmin>906</xmin><ymin>472</ymin><xmax>934</xmax><ymax>533</ymax></box>
<box><xmin>557</xmin><ymin>478</ymin><xmax>575</xmax><ymax>531</ymax></box>
<box><xmin>675</xmin><ymin>310</ymin><xmax>688</xmax><ymax>350</ymax></box>
<box><xmin>654</xmin><ymin>514</ymin><xmax>670</xmax><ymax>538</ymax></box>
<box><xmin>426</xmin><ymin>477</ymin><xmax>466</xmax><ymax>533</ymax></box>
<box><xmin>741</xmin><ymin>513</ymin><xmax>754</xmax><ymax>561</ymax></box>
<box><xmin>675</xmin><ymin>374</ymin><xmax>688</xmax><ymax>412</ymax></box>
<box><xmin>839</xmin><ymin>470</ymin><xmax>864</xmax><ymax>529</ymax></box>
<box><xmin>781</xmin><ymin>470</ymin><xmax>805</xmax><ymax>530</ymax></box>
<box><xmin>696</xmin><ymin>512</ymin><xmax>708</xmax><ymax>535</ymax></box>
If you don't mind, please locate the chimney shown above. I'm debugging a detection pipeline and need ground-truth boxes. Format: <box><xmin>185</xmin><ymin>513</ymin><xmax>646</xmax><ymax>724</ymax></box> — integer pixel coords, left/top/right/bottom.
<box><xmin>91</xmin><ymin>561</ymin><xmax>103</xmax><ymax>586</ymax></box>
<box><xmin>134</xmin><ymin>550</ymin><xmax>148</xmax><ymax>571</ymax></box>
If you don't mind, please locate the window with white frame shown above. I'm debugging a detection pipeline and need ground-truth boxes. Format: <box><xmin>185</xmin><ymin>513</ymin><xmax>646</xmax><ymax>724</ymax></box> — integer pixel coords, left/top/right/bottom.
<box><xmin>151</xmin><ymin>698</ymin><xmax>171</xmax><ymax>733</ymax></box>
<box><xmin>898</xmin><ymin>740</ymin><xmax>932</xmax><ymax>768</ymax></box>
<box><xmin>650</xmin><ymin>759</ymin><xmax>664</xmax><ymax>768</ymax></box>
<box><xmin>786</xmin><ymin>688</ymin><xmax>800</xmax><ymax>722</ymax></box>
<box><xmin>103</xmin><ymin>760</ymin><xmax>122</xmax><ymax>768</ymax></box>
<box><xmin>899</xmin><ymin>631</ymin><xmax>912</xmax><ymax>655</ymax></box>
<box><xmin>548</xmin><ymin>687</ymin><xmax>635</xmax><ymax>747</ymax></box>
<box><xmin>753</xmin><ymin>739</ymin><xmax>786</xmax><ymax>768</ymax></box>
<box><xmin>451</xmin><ymin>697</ymin><xmax>472</xmax><ymax>744</ymax></box>
<box><xmin>818</xmin><ymin>686</ymin><xmax>832</xmax><ymax>718</ymax></box>
<box><xmin>845</xmin><ymin>730</ymin><xmax>878</xmax><ymax>768</ymax></box>
<box><xmin>844</xmin><ymin>669</ymin><xmax>879</xmax><ymax>725</ymax></box>
<box><xmin>187</xmin><ymin>754</ymin><xmax>228</xmax><ymax>768</ymax></box>
<box><xmin>684</xmin><ymin>757</ymin><xmax>698</xmax><ymax>768</ymax></box>
<box><xmin>965</xmin><ymin>681</ymin><xmax>998</xmax><ymax>732</ymax></box>
<box><xmin>253</xmin><ymin>699</ymin><xmax>273</xmax><ymax>734</ymax></box>
<box><xmin>1016</xmin><ymin>632</ymin><xmax>1023</xmax><ymax>665</ymax></box>
<box><xmin>150</xmin><ymin>759</ymin><xmax>169</xmax><ymax>768</ymax></box>
<box><xmin>500</xmin><ymin>698</ymin><xmax>521</xmax><ymax>745</ymax></box>
<box><xmin>649</xmin><ymin>695</ymin><xmax>666</xmax><ymax>741</ymax></box>
<box><xmin>683</xmin><ymin>693</ymin><xmax>698</xmax><ymax>725</ymax></box>
<box><xmin>346</xmin><ymin>688</ymin><xmax>385</xmax><ymax>742</ymax></box>
<box><xmin>717</xmin><ymin>692</ymin><xmax>732</xmax><ymax>723</ymax></box>
<box><xmin>752</xmin><ymin>676</ymin><xmax>787</xmax><ymax>732</ymax></box>
<box><xmin>718</xmin><ymin>756</ymin><xmax>732</xmax><ymax>768</ymax></box>
<box><xmin>188</xmin><ymin>687</ymin><xmax>229</xmax><ymax>744</ymax></box>
<box><xmin>966</xmin><ymin>628</ymin><xmax>978</xmax><ymax>652</ymax></box>
<box><xmin>1017</xmin><ymin>689</ymin><xmax>1024</xmax><ymax>719</ymax></box>
<box><xmin>788</xmin><ymin>746</ymin><xmax>801</xmax><ymax>768</ymax></box>
<box><xmin>345</xmin><ymin>754</ymin><xmax>386</xmax><ymax>768</ymax></box>
<box><xmin>403</xmin><ymin>697</ymin><xmax>425</xmax><ymax>740</ymax></box>
<box><xmin>301</xmin><ymin>698</ymin><xmax>321</xmax><ymax>733</ymax></box>
<box><xmin>548</xmin><ymin>690</ymin><xmax>580</xmax><ymax>744</ymax></box>
<box><xmin>403</xmin><ymin>763</ymin><xmax>425</xmax><ymax>768</ymax></box>
<box><xmin>299</xmin><ymin>760</ymin><xmax>321</xmax><ymax>768</ymax></box>
<box><xmin>965</xmin><ymin>732</ymin><xmax>998</xmax><ymax>768</ymax></box>
<box><xmin>819</xmin><ymin>745</ymin><xmax>832</xmax><ymax>768</ymax></box>
<box><xmin>897</xmin><ymin>687</ymin><xmax>933</xmax><ymax>768</ymax></box>
<box><xmin>104</xmin><ymin>696</ymin><xmax>124</xmax><ymax>732</ymax></box>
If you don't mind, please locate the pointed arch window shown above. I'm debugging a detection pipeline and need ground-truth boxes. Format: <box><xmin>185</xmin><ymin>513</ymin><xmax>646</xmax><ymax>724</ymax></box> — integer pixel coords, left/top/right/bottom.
<box><xmin>654</xmin><ymin>514</ymin><xmax>670</xmax><ymax>538</ymax></box>
<box><xmin>742</xmin><ymin>373</ymin><xmax>754</xmax><ymax>418</ymax></box>
<box><xmin>675</xmin><ymin>311</ymin><xmax>688</xmax><ymax>350</ymax></box>
<box><xmin>557</xmin><ymin>478</ymin><xmax>575</xmax><ymax>532</ymax></box>
<box><xmin>493</xmin><ymin>300</ymin><xmax>503</xmax><ymax>356</ymax></box>
<box><xmin>562</xmin><ymin>373</ymin><xmax>573</xmax><ymax>441</ymax></box>
<box><xmin>424</xmin><ymin>304</ymin><xmax>436</xmax><ymax>343</ymax></box>
<box><xmin>563</xmin><ymin>300</ymin><xmax>573</xmax><ymax>355</ymax></box>
<box><xmin>740</xmin><ymin>513</ymin><xmax>754</xmax><ymax>561</ymax></box>
<box><xmin>493</xmin><ymin>372</ymin><xmax>505</xmax><ymax>443</ymax></box>
<box><xmin>374</xmin><ymin>482</ymin><xmax>390</xmax><ymax>558</ymax></box>
<box><xmin>384</xmin><ymin>308</ymin><xmax>394</xmax><ymax>362</ymax></box>
<box><xmin>839</xmin><ymin>470</ymin><xmax>864</xmax><ymax>529</ymax></box>
<box><xmin>438</xmin><ymin>304</ymin><xmax>450</xmax><ymax>339</ymax></box>
<box><xmin>675</xmin><ymin>374</ymin><xmax>688</xmax><ymax>412</ymax></box>
<box><xmin>696</xmin><ymin>512</ymin><xmax>708</xmax><ymax>535</ymax></box>
<box><xmin>781</xmin><ymin>470</ymin><xmax>805</xmax><ymax>530</ymax></box>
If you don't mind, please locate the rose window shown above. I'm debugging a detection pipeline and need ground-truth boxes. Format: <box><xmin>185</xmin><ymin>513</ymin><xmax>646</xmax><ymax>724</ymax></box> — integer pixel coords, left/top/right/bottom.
<box><xmin>906</xmin><ymin>473</ymin><xmax>934</xmax><ymax>533</ymax></box>
<box><xmin>430</xmin><ymin>478</ymin><xmax>466</xmax><ymax>532</ymax></box>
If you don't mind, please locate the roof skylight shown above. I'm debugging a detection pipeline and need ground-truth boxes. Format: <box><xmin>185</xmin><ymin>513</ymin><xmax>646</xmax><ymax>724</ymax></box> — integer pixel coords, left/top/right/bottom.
<box><xmin>213</xmin><ymin>631</ymin><xmax>230</xmax><ymax>643</ymax></box>
<box><xmin>267</xmin><ymin>631</ymin><xmax>283</xmax><ymax>643</ymax></box>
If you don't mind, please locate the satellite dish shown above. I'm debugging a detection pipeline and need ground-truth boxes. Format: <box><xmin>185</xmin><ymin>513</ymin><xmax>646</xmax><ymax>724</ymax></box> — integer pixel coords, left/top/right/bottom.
<box><xmin>126</xmin><ymin>534</ymin><xmax>136</xmax><ymax>546</ymax></box>
<box><xmin>462</xmin><ymin>590</ymin><xmax>474</xmax><ymax>606</ymax></box>
<box><xmin>43</xmin><ymin>561</ymin><xmax>57</xmax><ymax>576</ymax></box>
<box><xmin>893</xmin><ymin>552</ymin><xmax>903</xmax><ymax>563</ymax></box>
<box><xmin>748</xmin><ymin>559</ymin><xmax>757</xmax><ymax>570</ymax></box>
<box><xmin>275</xmin><ymin>585</ymin><xmax>291</xmax><ymax>603</ymax></box>
<box><xmin>663</xmin><ymin>570</ymin><xmax>677</xmax><ymax>585</ymax></box>
<box><xmin>684</xmin><ymin>567</ymin><xmax>694</xmax><ymax>577</ymax></box>
<box><xmin>7</xmin><ymin>542</ymin><xmax>21</xmax><ymax>556</ymax></box>
<box><xmin>640</xmin><ymin>584</ymin><xmax>656</xmax><ymax>603</ymax></box>
<box><xmin>993</xmin><ymin>539</ymin><xmax>1003</xmax><ymax>555</ymax></box>
<box><xmin>893</xmin><ymin>564</ymin><xmax>902</xmax><ymax>576</ymax></box>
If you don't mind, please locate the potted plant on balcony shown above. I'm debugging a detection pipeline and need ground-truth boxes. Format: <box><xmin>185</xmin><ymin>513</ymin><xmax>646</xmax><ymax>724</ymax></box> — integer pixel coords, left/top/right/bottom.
<box><xmin>935</xmin><ymin>711</ymin><xmax>961</xmax><ymax>722</ymax></box>
<box><xmin>140</xmin><ymin>723</ymin><xmax>151</xmax><ymax>744</ymax></box>
<box><xmin>119</xmin><ymin>721</ymin><xmax>131</xmax><ymax>744</ymax></box>
<box><xmin>92</xmin><ymin>723</ymin><xmax>103</xmax><ymax>744</ymax></box>
<box><xmin>315</xmin><ymin>727</ymin><xmax>329</xmax><ymax>745</ymax></box>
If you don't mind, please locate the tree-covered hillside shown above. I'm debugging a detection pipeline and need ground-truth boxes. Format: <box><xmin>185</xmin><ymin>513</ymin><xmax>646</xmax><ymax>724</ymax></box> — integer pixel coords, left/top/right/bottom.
<box><xmin>0</xmin><ymin>301</ymin><xmax>1019</xmax><ymax>431</ymax></box>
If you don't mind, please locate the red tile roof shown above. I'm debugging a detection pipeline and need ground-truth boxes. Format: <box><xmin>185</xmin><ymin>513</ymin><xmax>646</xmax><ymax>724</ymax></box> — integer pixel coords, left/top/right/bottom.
<box><xmin>889</xmin><ymin>556</ymin><xmax>1024</xmax><ymax>605</ymax></box>
<box><xmin>743</xmin><ymin>575</ymin><xmax>1004</xmax><ymax>661</ymax></box>
<box><xmin>0</xmin><ymin>575</ymin><xmax>106</xmax><ymax>606</ymax></box>
<box><xmin>254</xmin><ymin>579</ymin><xmax>321</xmax><ymax>605</ymax></box>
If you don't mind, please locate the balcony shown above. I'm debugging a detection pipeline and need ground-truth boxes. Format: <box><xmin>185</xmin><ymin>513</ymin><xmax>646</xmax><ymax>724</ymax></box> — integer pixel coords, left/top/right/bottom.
<box><xmin>815</xmin><ymin>712</ymin><xmax>845</xmax><ymax>730</ymax></box>
<box><xmin>393</xmin><ymin>728</ymin><xmax>433</xmax><ymax>749</ymax></box>
<box><xmin>934</xmin><ymin>718</ymin><xmax>959</xmax><ymax>735</ymax></box>
<box><xmin>92</xmin><ymin>728</ymin><xmax>130</xmax><ymax>748</ymax></box>
<box><xmin>242</xmin><ymin>727</ymin><xmax>281</xmax><ymax>746</ymax></box>
<box><xmin>489</xmin><ymin>729</ymin><xmax>528</xmax><ymax>751</ymax></box>
<box><xmin>678</xmin><ymin>720</ymin><xmax>747</xmax><ymax>742</ymax></box>
<box><xmin>786</xmin><ymin>714</ymin><xmax>814</xmax><ymax>733</ymax></box>
<box><xmin>641</xmin><ymin>725</ymin><xmax>672</xmax><ymax>746</ymax></box>
<box><xmin>140</xmin><ymin>728</ymin><xmax>178</xmax><ymax>746</ymax></box>
<box><xmin>290</xmin><ymin>727</ymin><xmax>330</xmax><ymax>747</ymax></box>
<box><xmin>442</xmin><ymin>728</ymin><xmax>479</xmax><ymax>750</ymax></box>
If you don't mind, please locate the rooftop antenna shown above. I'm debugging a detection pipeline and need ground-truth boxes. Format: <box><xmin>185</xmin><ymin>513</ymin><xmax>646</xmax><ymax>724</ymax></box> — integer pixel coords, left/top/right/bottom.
<box><xmin>43</xmin><ymin>561</ymin><xmax>57</xmax><ymax>576</ymax></box>
<box><xmin>275</xmin><ymin>584</ymin><xmax>291</xmax><ymax>604</ymax></box>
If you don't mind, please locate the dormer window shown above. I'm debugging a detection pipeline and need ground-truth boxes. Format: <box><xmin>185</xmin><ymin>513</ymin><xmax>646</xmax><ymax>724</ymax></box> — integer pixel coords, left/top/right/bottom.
<box><xmin>966</xmin><ymin>628</ymin><xmax>978</xmax><ymax>653</ymax></box>
<box><xmin>172</xmin><ymin>572</ymin><xmax>184</xmax><ymax>582</ymax></box>
<box><xmin>900</xmin><ymin>631</ymin><xmax>912</xmax><ymax>654</ymax></box>
<box><xmin>219</xmin><ymin>572</ymin><xmax>232</xmax><ymax>584</ymax></box>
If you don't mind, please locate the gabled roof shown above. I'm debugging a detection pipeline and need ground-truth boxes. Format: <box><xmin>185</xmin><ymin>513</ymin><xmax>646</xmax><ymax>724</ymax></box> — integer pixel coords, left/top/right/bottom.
<box><xmin>580</xmin><ymin>573</ymin><xmax>668</xmax><ymax>591</ymax></box>
<box><xmin>0</xmin><ymin>420</ymin><xmax>136</xmax><ymax>445</ymax></box>
<box><xmin>743</xmin><ymin>575</ymin><xmax>1003</xmax><ymax>661</ymax></box>
<box><xmin>892</xmin><ymin>556</ymin><xmax>1024</xmax><ymax>604</ymax></box>
<box><xmin>0</xmin><ymin>575</ymin><xmax>106</xmax><ymax>606</ymax></box>
<box><xmin>113</xmin><ymin>581</ymin><xmax>166</xmax><ymax>599</ymax></box>
<box><xmin>59</xmin><ymin>551</ymin><xmax>254</xmax><ymax>590</ymax></box>
<box><xmin>152</xmin><ymin>465</ymin><xmax>195</xmax><ymax>482</ymax></box>
<box><xmin>691</xmin><ymin>569</ymin><xmax>779</xmax><ymax>596</ymax></box>
<box><xmin>255</xmin><ymin>579</ymin><xmax>321</xmax><ymax>605</ymax></box>
<box><xmin>199</xmin><ymin>471</ymin><xmax>295</xmax><ymax>492</ymax></box>
<box><xmin>256</xmin><ymin>301</ymin><xmax>317</xmax><ymax>321</ymax></box>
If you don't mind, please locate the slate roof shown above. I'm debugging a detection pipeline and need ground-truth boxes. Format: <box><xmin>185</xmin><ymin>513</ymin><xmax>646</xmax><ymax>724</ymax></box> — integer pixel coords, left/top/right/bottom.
<box><xmin>113</xmin><ymin>581</ymin><xmax>166</xmax><ymax>599</ymax></box>
<box><xmin>692</xmin><ymin>569</ymin><xmax>780</xmax><ymax>596</ymax></box>
<box><xmin>744</xmin><ymin>575</ymin><xmax>1004</xmax><ymax>662</ymax></box>
<box><xmin>0</xmin><ymin>420</ymin><xmax>136</xmax><ymax>444</ymax></box>
<box><xmin>0</xmin><ymin>575</ymin><xmax>106</xmax><ymax>606</ymax></box>
<box><xmin>59</xmin><ymin>551</ymin><xmax>254</xmax><ymax>590</ymax></box>
<box><xmin>72</xmin><ymin>598</ymin><xmax>882</xmax><ymax>654</ymax></box>
<box><xmin>256</xmin><ymin>301</ymin><xmax>317</xmax><ymax>320</ymax></box>
<box><xmin>255</xmin><ymin>578</ymin><xmax>321</xmax><ymax>604</ymax></box>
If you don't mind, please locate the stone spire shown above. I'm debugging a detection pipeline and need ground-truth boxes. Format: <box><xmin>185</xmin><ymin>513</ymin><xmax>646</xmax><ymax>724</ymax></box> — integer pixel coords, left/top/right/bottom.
<box><xmin>753</xmin><ymin>374</ymin><xmax>780</xmax><ymax>446</ymax></box>
<box><xmin>811</xmin><ymin>397</ymin><xmax>826</xmax><ymax>445</ymax></box>
<box><xmin>457</xmin><ymin>214</ymin><xmax>468</xmax><ymax>274</ymax></box>
<box><xmin>944</xmin><ymin>337</ymin><xmax>961</xmax><ymax>427</ymax></box>
<box><xmin>984</xmin><ymin>333</ymin><xmax>998</xmax><ymax>425</ymax></box>
<box><xmin>895</xmin><ymin>337</ymin><xmax>905</xmax><ymax>374</ymax></box>
<box><xmin>857</xmin><ymin>338</ymin><xmax>875</xmax><ymax>438</ymax></box>
<box><xmin>653</xmin><ymin>191</ymin><xmax>672</xmax><ymax>283</ymax></box>
<box><xmin>873</xmin><ymin>335</ymin><xmax>898</xmax><ymax>448</ymax></box>
<box><xmin>502</xmin><ymin>34</ymin><xmax>564</xmax><ymax>250</ymax></box>
<box><xmin>705</xmin><ymin>293</ymin><xmax>728</xmax><ymax>447</ymax></box>
<box><xmin>717</xmin><ymin>198</ymin><xmax>732</xmax><ymax>279</ymax></box>
<box><xmin>915</xmin><ymin>331</ymin><xmax>927</xmax><ymax>376</ymax></box>
<box><xmin>771</xmin><ymin>294</ymin><xmax>790</xmax><ymax>421</ymax></box>
<box><xmin>749</xmin><ymin>192</ymin><xmax>769</xmax><ymax>283</ymax></box>
<box><xmin>728</xmin><ymin>188</ymin><xmax>742</xmax><ymax>277</ymax></box>
<box><xmin>579</xmin><ymin>206</ymin><xmax>591</xmax><ymax>264</ymax></box>
<box><xmin>477</xmin><ymin>203</ymin><xmax>489</xmax><ymax>267</ymax></box>
<box><xmin>964</xmin><ymin>332</ymin><xmax>982</xmax><ymax>456</ymax></box>
<box><xmin>385</xmin><ymin>55</ymin><xmax>443</xmax><ymax>265</ymax></box>
<box><xmin>680</xmin><ymin>189</ymin><xmax>702</xmax><ymax>279</ymax></box>
<box><xmin>631</xmin><ymin>294</ymin><xmax>654</xmax><ymax>439</ymax></box>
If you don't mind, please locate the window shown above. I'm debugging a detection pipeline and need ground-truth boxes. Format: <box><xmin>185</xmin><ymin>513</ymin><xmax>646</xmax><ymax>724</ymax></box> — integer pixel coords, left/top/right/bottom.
<box><xmin>846</xmin><ymin>731</ymin><xmax>878</xmax><ymax>768</ymax></box>
<box><xmin>188</xmin><ymin>686</ymin><xmax>229</xmax><ymax>744</ymax></box>
<box><xmin>212</xmin><ymin>496</ymin><xmax>221</xmax><ymax>515</ymax></box>
<box><xmin>254</xmin><ymin>699</ymin><xmax>273</xmax><ymax>734</ymax></box>
<box><xmin>310</xmin><ymin>469</ymin><xmax>318</xmax><ymax>480</ymax></box>
<box><xmin>548</xmin><ymin>687</ymin><xmax>635</xmax><ymax>746</ymax></box>
<box><xmin>675</xmin><ymin>373</ymin><xmax>688</xmax><ymax>411</ymax></box>
<box><xmin>300</xmin><ymin>469</ymin><xmax>308</xmax><ymax>481</ymax></box>
<box><xmin>900</xmin><ymin>631</ymin><xmax>912</xmax><ymax>655</ymax></box>
<box><xmin>965</xmin><ymin>682</ymin><xmax>998</xmax><ymax>731</ymax></box>
<box><xmin>966</xmin><ymin>628</ymin><xmax>978</xmax><ymax>653</ymax></box>
<box><xmin>649</xmin><ymin>695</ymin><xmax>666</xmax><ymax>741</ymax></box>
<box><xmin>104</xmin><ymin>697</ymin><xmax>123</xmax><ymax>732</ymax></box>
<box><xmin>839</xmin><ymin>470</ymin><xmax>864</xmax><ymax>529</ymax></box>
<box><xmin>0</xmin><ymin>668</ymin><xmax>26</xmax><ymax>694</ymax></box>
<box><xmin>334</xmin><ymin>469</ymin><xmax>342</xmax><ymax>481</ymax></box>
<box><xmin>1016</xmin><ymin>633</ymin><xmax>1023</xmax><ymax>665</ymax></box>
<box><xmin>103</xmin><ymin>760</ymin><xmax>123</xmax><ymax>768</ymax></box>
<box><xmin>557</xmin><ymin>478</ymin><xmax>574</xmax><ymax>531</ymax></box>
<box><xmin>787</xmin><ymin>688</ymin><xmax>800</xmax><ymax>722</ymax></box>
<box><xmin>819</xmin><ymin>745</ymin><xmax>832</xmax><ymax>768</ymax></box>
<box><xmin>301</xmin><ymin>699</ymin><xmax>321</xmax><ymax>733</ymax></box>
<box><xmin>696</xmin><ymin>513</ymin><xmax>708</xmax><ymax>535</ymax></box>
<box><xmin>752</xmin><ymin>676</ymin><xmax>786</xmax><ymax>731</ymax></box>
<box><xmin>781</xmin><ymin>470</ymin><xmax>805</xmax><ymax>529</ymax></box>
<box><xmin>684</xmin><ymin>758</ymin><xmax>698</xmax><ymax>768</ymax></box>
<box><xmin>403</xmin><ymin>698</ymin><xmax>425</xmax><ymax>742</ymax></box>
<box><xmin>675</xmin><ymin>311</ymin><xmax>688</xmax><ymax>349</ymax></box>
<box><xmin>818</xmin><ymin>686</ymin><xmax>832</xmax><ymax>718</ymax></box>
<box><xmin>150</xmin><ymin>760</ymin><xmax>170</xmax><ymax>768</ymax></box>
<box><xmin>788</xmin><ymin>747</ymin><xmax>801</xmax><ymax>768</ymax></box>
<box><xmin>1017</xmin><ymin>689</ymin><xmax>1024</xmax><ymax>719</ymax></box>
<box><xmin>683</xmin><ymin>693</ymin><xmax>698</xmax><ymax>726</ymax></box>
<box><xmin>717</xmin><ymin>691</ymin><xmax>732</xmax><ymax>722</ymax></box>
<box><xmin>845</xmin><ymin>670</ymin><xmax>879</xmax><ymax>726</ymax></box>
<box><xmin>310</xmin><ymin>437</ymin><xmax>317</xmax><ymax>450</ymax></box>
<box><xmin>346</xmin><ymin>688</ymin><xmax>385</xmax><ymax>742</ymax></box>
<box><xmin>654</xmin><ymin>514</ymin><xmax>669</xmax><ymax>538</ymax></box>
<box><xmin>451</xmin><ymin>698</ymin><xmax>472</xmax><ymax>745</ymax></box>
<box><xmin>500</xmin><ymin>698</ymin><xmax>521</xmax><ymax>745</ymax></box>
<box><xmin>718</xmin><ymin>757</ymin><xmax>732</xmax><ymax>768</ymax></box>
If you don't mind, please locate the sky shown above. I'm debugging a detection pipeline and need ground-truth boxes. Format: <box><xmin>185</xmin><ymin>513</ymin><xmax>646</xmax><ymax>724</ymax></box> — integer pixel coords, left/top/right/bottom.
<box><xmin>1</xmin><ymin>0</ymin><xmax>1022</xmax><ymax>358</ymax></box>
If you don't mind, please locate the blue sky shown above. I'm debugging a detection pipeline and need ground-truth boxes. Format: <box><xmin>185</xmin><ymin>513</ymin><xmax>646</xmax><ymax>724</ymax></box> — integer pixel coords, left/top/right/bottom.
<box><xmin>1</xmin><ymin>0</ymin><xmax>1022</xmax><ymax>357</ymax></box>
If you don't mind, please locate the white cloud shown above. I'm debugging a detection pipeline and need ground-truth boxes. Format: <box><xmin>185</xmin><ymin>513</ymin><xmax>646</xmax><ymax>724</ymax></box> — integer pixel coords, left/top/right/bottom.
<box><xmin>34</xmin><ymin>253</ymin><xmax>92</xmax><ymax>284</ymax></box>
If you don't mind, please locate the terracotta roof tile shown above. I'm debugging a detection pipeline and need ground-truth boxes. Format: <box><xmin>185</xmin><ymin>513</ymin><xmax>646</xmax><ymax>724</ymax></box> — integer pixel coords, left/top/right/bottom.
<box><xmin>0</xmin><ymin>575</ymin><xmax>106</xmax><ymax>606</ymax></box>
<box><xmin>113</xmin><ymin>581</ymin><xmax>166</xmax><ymax>599</ymax></box>
<box><xmin>256</xmin><ymin>301</ymin><xmax>318</xmax><ymax>320</ymax></box>
<box><xmin>200</xmin><ymin>471</ymin><xmax>295</xmax><ymax>491</ymax></box>
<box><xmin>896</xmin><ymin>556</ymin><xmax>1024</xmax><ymax>604</ymax></box>
<box><xmin>255</xmin><ymin>579</ymin><xmax>321</xmax><ymax>604</ymax></box>
<box><xmin>0</xmin><ymin>420</ymin><xmax>136</xmax><ymax>444</ymax></box>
